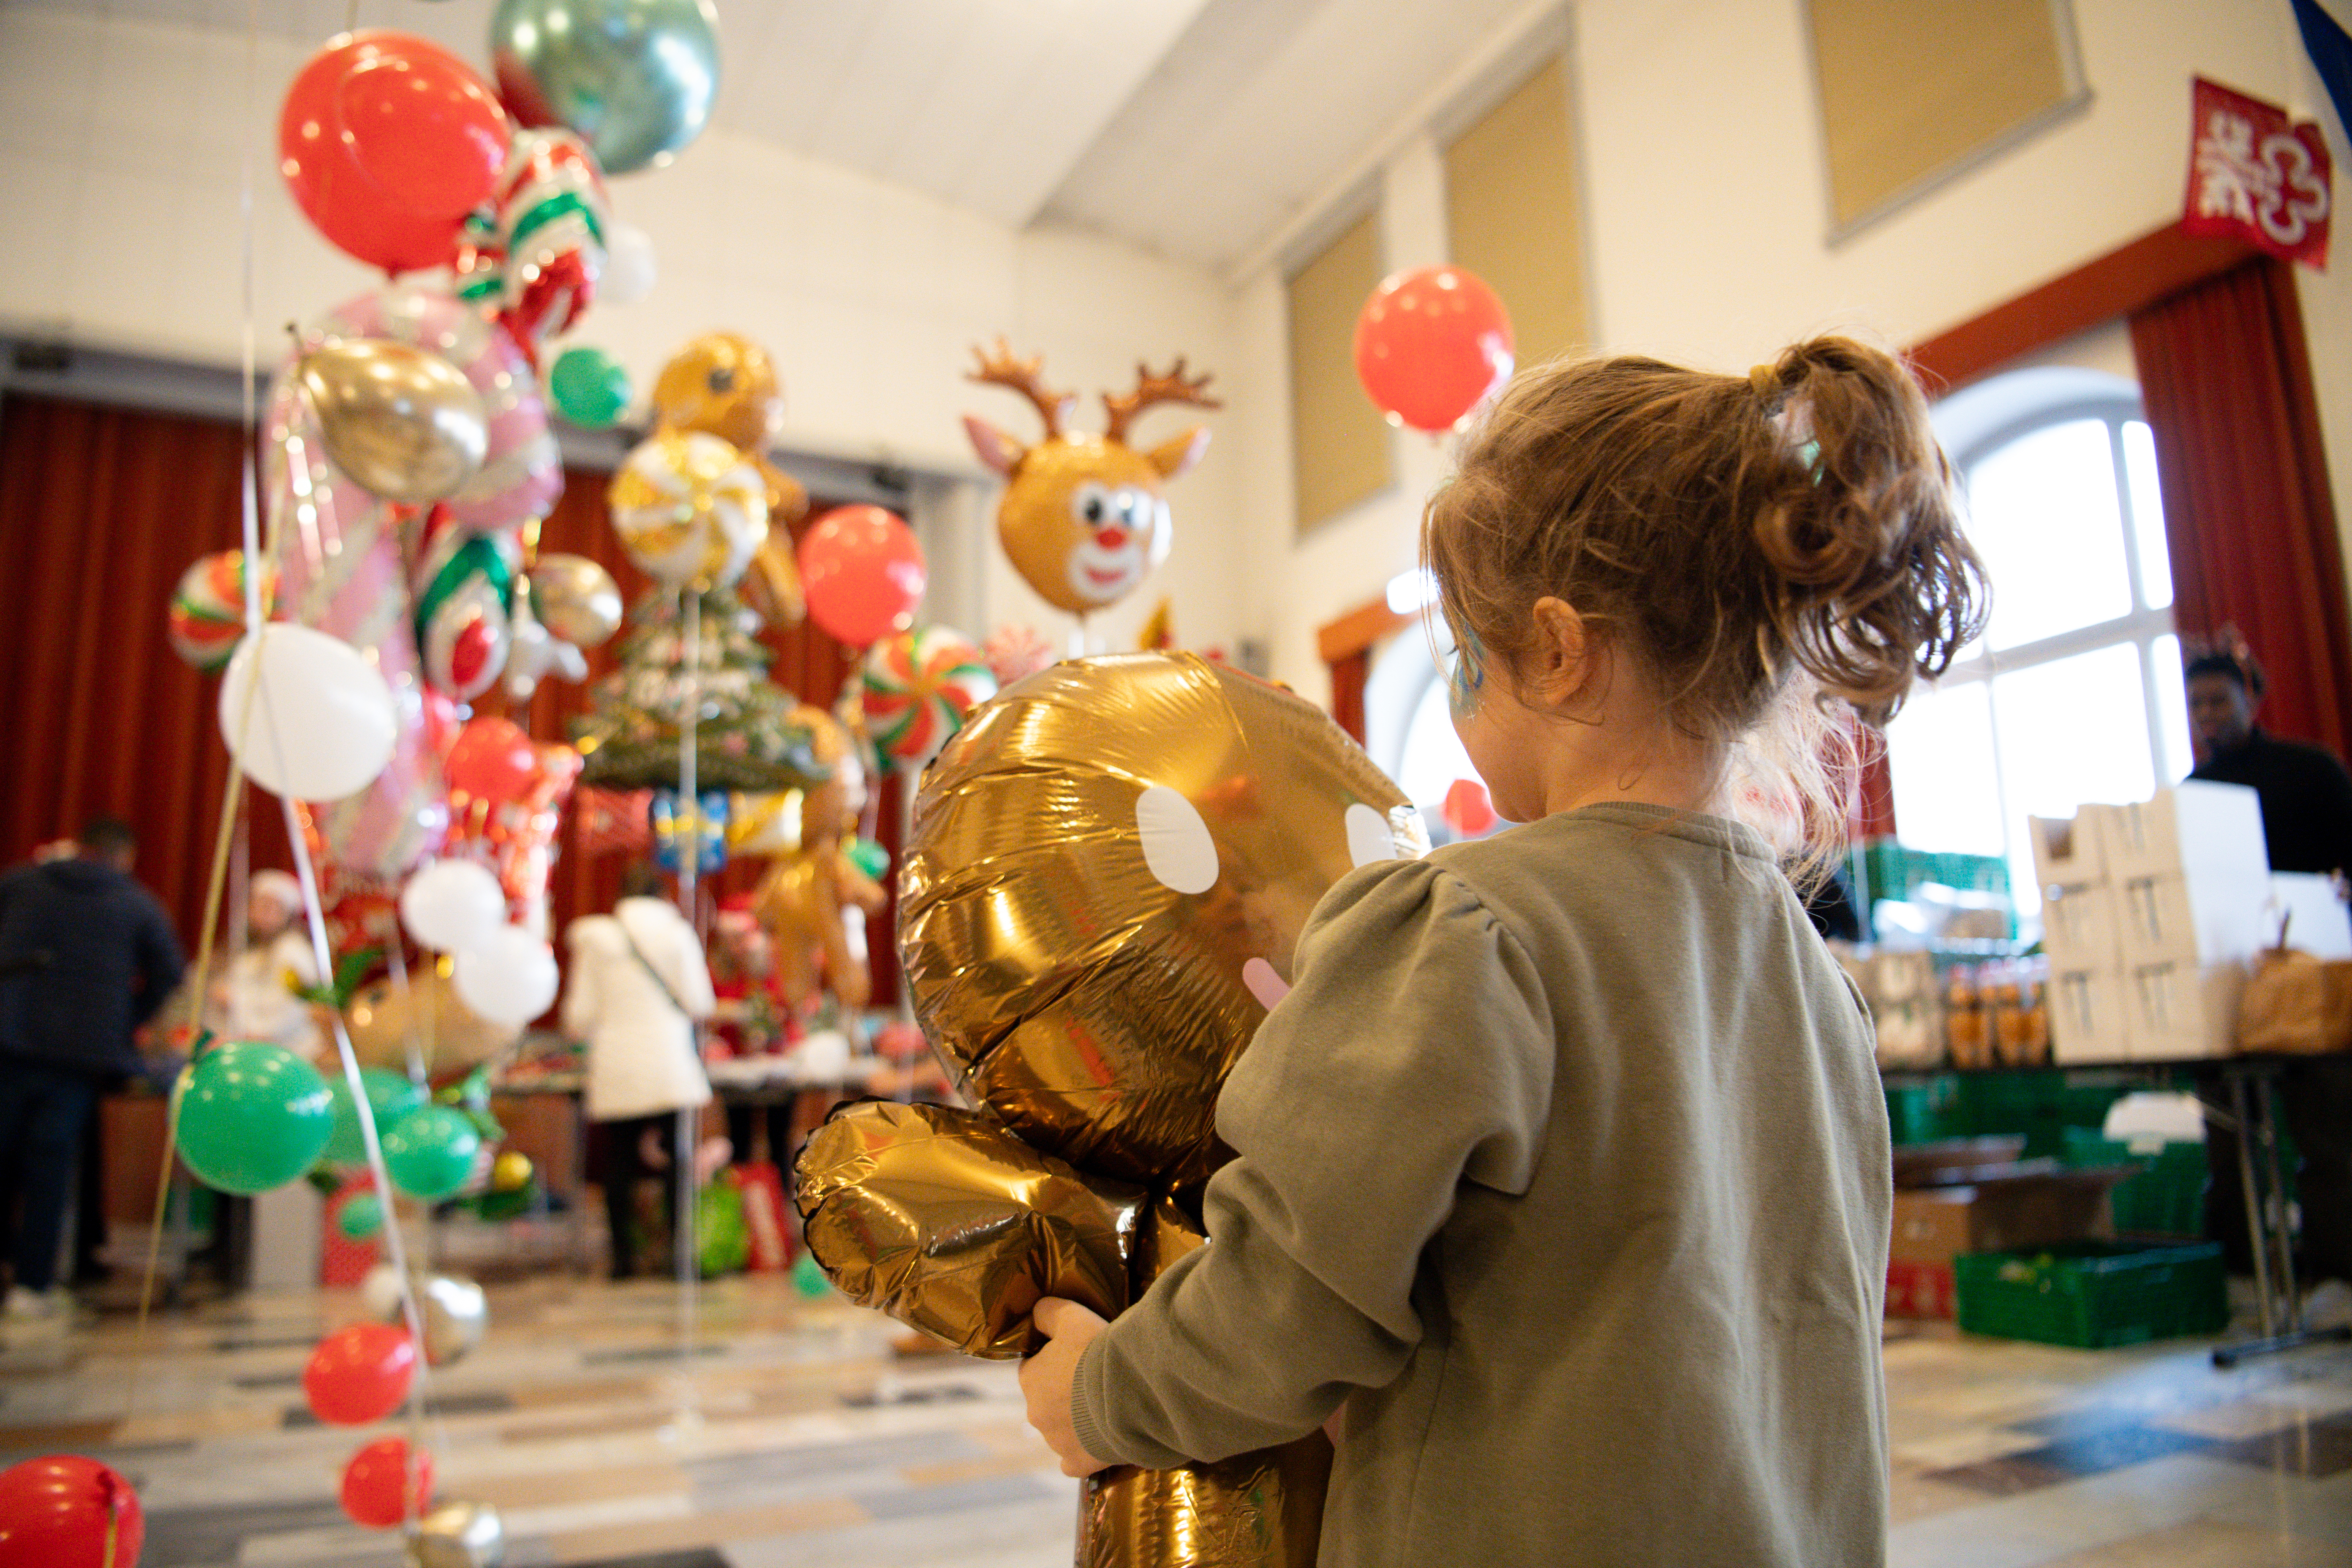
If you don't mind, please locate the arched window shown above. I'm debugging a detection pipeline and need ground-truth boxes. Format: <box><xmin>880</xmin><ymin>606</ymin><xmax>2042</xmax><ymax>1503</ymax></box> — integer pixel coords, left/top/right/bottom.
<box><xmin>1887</xmin><ymin>368</ymin><xmax>2186</xmax><ymax>915</ymax></box>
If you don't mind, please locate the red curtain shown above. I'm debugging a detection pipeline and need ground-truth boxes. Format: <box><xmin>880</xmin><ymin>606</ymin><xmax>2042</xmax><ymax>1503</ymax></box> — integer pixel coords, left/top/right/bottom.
<box><xmin>2129</xmin><ymin>256</ymin><xmax>2352</xmax><ymax>758</ymax></box>
<box><xmin>0</xmin><ymin>392</ymin><xmax>896</xmax><ymax>1000</ymax></box>
<box><xmin>0</xmin><ymin>395</ymin><xmax>293</xmax><ymax>944</ymax></box>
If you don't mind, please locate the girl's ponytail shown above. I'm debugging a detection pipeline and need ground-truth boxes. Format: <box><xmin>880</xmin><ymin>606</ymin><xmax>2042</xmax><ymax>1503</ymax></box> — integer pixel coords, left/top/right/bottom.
<box><xmin>1745</xmin><ymin>338</ymin><xmax>1985</xmax><ymax>724</ymax></box>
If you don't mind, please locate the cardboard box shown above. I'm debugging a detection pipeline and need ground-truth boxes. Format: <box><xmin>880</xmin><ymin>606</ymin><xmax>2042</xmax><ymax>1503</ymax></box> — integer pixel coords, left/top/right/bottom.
<box><xmin>2051</xmin><ymin>965</ymin><xmax>2130</xmax><ymax>1063</ymax></box>
<box><xmin>1886</xmin><ymin>1258</ymin><xmax>1958</xmax><ymax>1320</ymax></box>
<box><xmin>2123</xmin><ymin>957</ymin><xmax>2245</xmax><ymax>1060</ymax></box>
<box><xmin>1888</xmin><ymin>1168</ymin><xmax>2126</xmax><ymax>1266</ymax></box>
<box><xmin>2043</xmin><ymin>882</ymin><xmax>2123</xmax><ymax>972</ymax></box>
<box><xmin>2118</xmin><ymin>870</ymin><xmax>2270</xmax><ymax>968</ymax></box>
<box><xmin>2028</xmin><ymin>810</ymin><xmax>2111</xmax><ymax>892</ymax></box>
<box><xmin>2103</xmin><ymin>781</ymin><xmax>2269</xmax><ymax>883</ymax></box>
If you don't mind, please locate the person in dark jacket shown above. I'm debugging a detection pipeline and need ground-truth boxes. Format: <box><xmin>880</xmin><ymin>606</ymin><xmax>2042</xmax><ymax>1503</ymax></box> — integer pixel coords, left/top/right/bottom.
<box><xmin>2183</xmin><ymin>645</ymin><xmax>2352</xmax><ymax>1298</ymax></box>
<box><xmin>0</xmin><ymin>819</ymin><xmax>184</xmax><ymax>1317</ymax></box>
<box><xmin>2186</xmin><ymin>650</ymin><xmax>2352</xmax><ymax>878</ymax></box>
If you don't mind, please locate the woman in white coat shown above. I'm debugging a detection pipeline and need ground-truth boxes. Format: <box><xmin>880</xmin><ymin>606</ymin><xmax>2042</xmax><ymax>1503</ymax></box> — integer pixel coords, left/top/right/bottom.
<box><xmin>561</xmin><ymin>865</ymin><xmax>715</xmax><ymax>1279</ymax></box>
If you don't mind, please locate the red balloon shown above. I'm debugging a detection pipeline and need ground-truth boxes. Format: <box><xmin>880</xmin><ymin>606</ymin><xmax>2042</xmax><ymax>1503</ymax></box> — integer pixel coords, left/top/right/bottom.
<box><xmin>1443</xmin><ymin>778</ymin><xmax>1497</xmax><ymax>838</ymax></box>
<box><xmin>280</xmin><ymin>32</ymin><xmax>512</xmax><ymax>273</ymax></box>
<box><xmin>444</xmin><ymin>717</ymin><xmax>539</xmax><ymax>805</ymax></box>
<box><xmin>303</xmin><ymin>1322</ymin><xmax>417</xmax><ymax>1426</ymax></box>
<box><xmin>0</xmin><ymin>1456</ymin><xmax>143</xmax><ymax>1568</ymax></box>
<box><xmin>340</xmin><ymin>1437</ymin><xmax>434</xmax><ymax>1530</ymax></box>
<box><xmin>1353</xmin><ymin>265</ymin><xmax>1516</xmax><ymax>433</ymax></box>
<box><xmin>798</xmin><ymin>506</ymin><xmax>928</xmax><ymax>647</ymax></box>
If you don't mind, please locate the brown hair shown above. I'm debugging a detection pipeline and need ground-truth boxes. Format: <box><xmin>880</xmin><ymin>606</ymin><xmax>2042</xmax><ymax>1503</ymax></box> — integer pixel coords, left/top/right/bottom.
<box><xmin>1421</xmin><ymin>335</ymin><xmax>1987</xmax><ymax>866</ymax></box>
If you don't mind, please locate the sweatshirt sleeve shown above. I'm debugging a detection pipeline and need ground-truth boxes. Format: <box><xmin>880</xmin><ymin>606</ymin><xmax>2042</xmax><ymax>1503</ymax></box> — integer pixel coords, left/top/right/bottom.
<box><xmin>130</xmin><ymin>896</ymin><xmax>188</xmax><ymax>1029</ymax></box>
<box><xmin>1070</xmin><ymin>858</ymin><xmax>1555</xmax><ymax>1468</ymax></box>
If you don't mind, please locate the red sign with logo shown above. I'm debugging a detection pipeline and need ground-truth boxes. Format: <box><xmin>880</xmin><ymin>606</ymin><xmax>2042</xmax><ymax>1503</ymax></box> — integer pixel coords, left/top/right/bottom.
<box><xmin>2183</xmin><ymin>77</ymin><xmax>2333</xmax><ymax>269</ymax></box>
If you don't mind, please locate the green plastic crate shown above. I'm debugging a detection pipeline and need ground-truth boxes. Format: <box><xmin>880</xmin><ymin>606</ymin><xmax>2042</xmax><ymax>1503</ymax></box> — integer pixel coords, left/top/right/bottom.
<box><xmin>1886</xmin><ymin>1075</ymin><xmax>1960</xmax><ymax>1146</ymax></box>
<box><xmin>1952</xmin><ymin>1070</ymin><xmax>2135</xmax><ymax>1159</ymax></box>
<box><xmin>1954</xmin><ymin>1241</ymin><xmax>2227</xmax><ymax>1348</ymax></box>
<box><xmin>2061</xmin><ymin>1130</ymin><xmax>2208</xmax><ymax>1237</ymax></box>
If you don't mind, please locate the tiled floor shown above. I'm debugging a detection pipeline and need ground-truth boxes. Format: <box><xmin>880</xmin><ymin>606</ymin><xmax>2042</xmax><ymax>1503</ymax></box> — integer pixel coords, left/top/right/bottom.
<box><xmin>5</xmin><ymin>1278</ymin><xmax>2351</xmax><ymax>1565</ymax></box>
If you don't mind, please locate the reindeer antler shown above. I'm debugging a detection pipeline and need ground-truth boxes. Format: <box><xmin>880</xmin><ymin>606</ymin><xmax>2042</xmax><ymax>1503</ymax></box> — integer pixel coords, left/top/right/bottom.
<box><xmin>1102</xmin><ymin>358</ymin><xmax>1222</xmax><ymax>446</ymax></box>
<box><xmin>968</xmin><ymin>339</ymin><xmax>1076</xmax><ymax>441</ymax></box>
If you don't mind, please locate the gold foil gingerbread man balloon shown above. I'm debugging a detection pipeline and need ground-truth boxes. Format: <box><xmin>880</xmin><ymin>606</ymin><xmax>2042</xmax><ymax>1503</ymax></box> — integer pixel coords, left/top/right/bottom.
<box><xmin>651</xmin><ymin>332</ymin><xmax>809</xmax><ymax>623</ymax></box>
<box><xmin>962</xmin><ymin>342</ymin><xmax>1219</xmax><ymax>617</ymax></box>
<box><xmin>751</xmin><ymin>702</ymin><xmax>886</xmax><ymax>1015</ymax></box>
<box><xmin>796</xmin><ymin>652</ymin><xmax>1427</xmax><ymax>1568</ymax></box>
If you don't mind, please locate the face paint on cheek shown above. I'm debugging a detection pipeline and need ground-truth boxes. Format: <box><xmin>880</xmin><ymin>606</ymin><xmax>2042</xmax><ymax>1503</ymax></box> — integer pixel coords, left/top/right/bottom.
<box><xmin>1448</xmin><ymin>626</ymin><xmax>1487</xmax><ymax>720</ymax></box>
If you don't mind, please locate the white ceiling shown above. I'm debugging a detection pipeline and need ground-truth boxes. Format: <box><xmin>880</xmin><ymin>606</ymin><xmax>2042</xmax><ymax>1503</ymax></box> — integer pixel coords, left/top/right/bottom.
<box><xmin>25</xmin><ymin>0</ymin><xmax>1553</xmax><ymax>274</ymax></box>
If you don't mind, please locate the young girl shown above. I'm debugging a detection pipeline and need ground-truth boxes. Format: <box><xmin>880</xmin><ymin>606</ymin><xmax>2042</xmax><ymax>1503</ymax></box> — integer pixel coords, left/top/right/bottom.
<box><xmin>1018</xmin><ymin>338</ymin><xmax>1984</xmax><ymax>1565</ymax></box>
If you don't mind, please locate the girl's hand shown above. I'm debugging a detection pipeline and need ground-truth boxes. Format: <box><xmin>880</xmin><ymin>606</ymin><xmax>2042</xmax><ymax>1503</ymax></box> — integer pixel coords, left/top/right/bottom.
<box><xmin>1019</xmin><ymin>1297</ymin><xmax>1111</xmax><ymax>1478</ymax></box>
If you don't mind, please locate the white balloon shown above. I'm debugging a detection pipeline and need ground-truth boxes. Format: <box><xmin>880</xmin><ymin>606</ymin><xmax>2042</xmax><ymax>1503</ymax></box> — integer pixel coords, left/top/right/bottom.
<box><xmin>602</xmin><ymin>221</ymin><xmax>657</xmax><ymax>305</ymax></box>
<box><xmin>217</xmin><ymin>623</ymin><xmax>399</xmax><ymax>800</ymax></box>
<box><xmin>452</xmin><ymin>926</ymin><xmax>559</xmax><ymax>1026</ymax></box>
<box><xmin>400</xmin><ymin>860</ymin><xmax>509</xmax><ymax>953</ymax></box>
<box><xmin>359</xmin><ymin>1260</ymin><xmax>407</xmax><ymax>1320</ymax></box>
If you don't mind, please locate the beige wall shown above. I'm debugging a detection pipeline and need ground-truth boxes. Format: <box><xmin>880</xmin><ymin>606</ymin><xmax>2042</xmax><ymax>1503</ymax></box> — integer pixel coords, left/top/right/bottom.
<box><xmin>1232</xmin><ymin>0</ymin><xmax>2352</xmax><ymax>700</ymax></box>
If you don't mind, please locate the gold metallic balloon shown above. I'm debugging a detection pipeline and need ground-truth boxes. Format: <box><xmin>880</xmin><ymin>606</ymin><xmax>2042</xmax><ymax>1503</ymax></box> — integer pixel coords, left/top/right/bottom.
<box><xmin>651</xmin><ymin>332</ymin><xmax>784</xmax><ymax>454</ymax></box>
<box><xmin>345</xmin><ymin>969</ymin><xmax>522</xmax><ymax>1080</ymax></box>
<box><xmin>900</xmin><ymin>652</ymin><xmax>1428</xmax><ymax>1185</ymax></box>
<box><xmin>490</xmin><ymin>1149</ymin><xmax>533</xmax><ymax>1192</ymax></box>
<box><xmin>607</xmin><ymin>430</ymin><xmax>769</xmax><ymax>592</ymax></box>
<box><xmin>298</xmin><ymin>338</ymin><xmax>488</xmax><ymax>505</ymax></box>
<box><xmin>406</xmin><ymin>1498</ymin><xmax>504</xmax><ymax>1568</ymax></box>
<box><xmin>1081</xmin><ymin>1435</ymin><xmax>1333</xmax><ymax>1568</ymax></box>
<box><xmin>795</xmin><ymin>1100</ymin><xmax>1139</xmax><ymax>1358</ymax></box>
<box><xmin>1129</xmin><ymin>1191</ymin><xmax>1207</xmax><ymax>1290</ymax></box>
<box><xmin>529</xmin><ymin>553</ymin><xmax>623</xmax><ymax>648</ymax></box>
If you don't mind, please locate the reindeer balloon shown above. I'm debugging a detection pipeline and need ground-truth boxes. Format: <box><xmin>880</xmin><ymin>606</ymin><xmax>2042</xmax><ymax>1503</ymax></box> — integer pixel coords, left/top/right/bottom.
<box><xmin>962</xmin><ymin>342</ymin><xmax>1220</xmax><ymax>619</ymax></box>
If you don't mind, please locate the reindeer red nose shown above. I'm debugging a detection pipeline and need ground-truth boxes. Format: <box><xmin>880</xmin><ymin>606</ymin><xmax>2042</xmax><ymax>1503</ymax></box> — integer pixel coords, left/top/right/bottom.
<box><xmin>1094</xmin><ymin>525</ymin><xmax>1130</xmax><ymax>550</ymax></box>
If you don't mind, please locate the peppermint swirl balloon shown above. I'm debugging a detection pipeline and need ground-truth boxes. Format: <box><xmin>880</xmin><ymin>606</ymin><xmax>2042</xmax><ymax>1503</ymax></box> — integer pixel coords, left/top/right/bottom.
<box><xmin>169</xmin><ymin>550</ymin><xmax>274</xmax><ymax>671</ymax></box>
<box><xmin>860</xmin><ymin>626</ymin><xmax>999</xmax><ymax>770</ymax></box>
<box><xmin>606</xmin><ymin>430</ymin><xmax>768</xmax><ymax>591</ymax></box>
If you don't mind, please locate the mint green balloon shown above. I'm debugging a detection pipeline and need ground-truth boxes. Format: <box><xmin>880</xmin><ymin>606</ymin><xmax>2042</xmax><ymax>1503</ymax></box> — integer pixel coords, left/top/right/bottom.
<box><xmin>324</xmin><ymin>1068</ymin><xmax>427</xmax><ymax>1166</ymax></box>
<box><xmin>338</xmin><ymin>1190</ymin><xmax>385</xmax><ymax>1240</ymax></box>
<box><xmin>380</xmin><ymin>1105</ymin><xmax>482</xmax><ymax>1202</ymax></box>
<box><xmin>550</xmin><ymin>346</ymin><xmax>631</xmax><ymax>428</ymax></box>
<box><xmin>172</xmin><ymin>1041</ymin><xmax>335</xmax><ymax>1195</ymax></box>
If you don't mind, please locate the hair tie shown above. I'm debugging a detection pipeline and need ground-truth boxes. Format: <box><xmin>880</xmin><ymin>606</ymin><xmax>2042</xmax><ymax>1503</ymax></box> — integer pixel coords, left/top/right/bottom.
<box><xmin>1748</xmin><ymin>362</ymin><xmax>1780</xmax><ymax>401</ymax></box>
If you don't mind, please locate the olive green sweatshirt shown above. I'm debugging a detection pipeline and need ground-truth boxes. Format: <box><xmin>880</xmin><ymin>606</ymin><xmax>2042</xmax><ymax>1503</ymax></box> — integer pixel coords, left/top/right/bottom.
<box><xmin>1071</xmin><ymin>803</ymin><xmax>1890</xmax><ymax>1567</ymax></box>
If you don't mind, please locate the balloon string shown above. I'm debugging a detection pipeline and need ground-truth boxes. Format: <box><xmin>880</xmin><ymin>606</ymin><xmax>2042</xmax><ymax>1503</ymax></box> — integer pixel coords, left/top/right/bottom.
<box><xmin>676</xmin><ymin>588</ymin><xmax>700</xmax><ymax>1364</ymax></box>
<box><xmin>278</xmin><ymin>790</ymin><xmax>441</xmax><ymax>1533</ymax></box>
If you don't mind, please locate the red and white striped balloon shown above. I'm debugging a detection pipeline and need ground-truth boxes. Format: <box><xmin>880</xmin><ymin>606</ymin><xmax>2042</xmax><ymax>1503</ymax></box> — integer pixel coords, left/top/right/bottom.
<box><xmin>860</xmin><ymin>626</ymin><xmax>998</xmax><ymax>770</ymax></box>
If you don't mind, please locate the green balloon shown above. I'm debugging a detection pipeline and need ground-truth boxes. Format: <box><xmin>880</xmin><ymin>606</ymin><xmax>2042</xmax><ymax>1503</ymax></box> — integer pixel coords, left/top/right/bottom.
<box><xmin>379</xmin><ymin>1105</ymin><xmax>483</xmax><ymax>1202</ymax></box>
<box><xmin>847</xmin><ymin>837</ymin><xmax>890</xmax><ymax>882</ymax></box>
<box><xmin>323</xmin><ymin>1068</ymin><xmax>427</xmax><ymax>1166</ymax></box>
<box><xmin>790</xmin><ymin>1248</ymin><xmax>832</xmax><ymax>1299</ymax></box>
<box><xmin>338</xmin><ymin>1190</ymin><xmax>385</xmax><ymax>1240</ymax></box>
<box><xmin>172</xmin><ymin>1041</ymin><xmax>335</xmax><ymax>1195</ymax></box>
<box><xmin>549</xmin><ymin>346</ymin><xmax>632</xmax><ymax>428</ymax></box>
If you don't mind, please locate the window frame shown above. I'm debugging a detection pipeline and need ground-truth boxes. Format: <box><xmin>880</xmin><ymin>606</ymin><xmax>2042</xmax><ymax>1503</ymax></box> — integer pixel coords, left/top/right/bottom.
<box><xmin>1897</xmin><ymin>390</ymin><xmax>2181</xmax><ymax>904</ymax></box>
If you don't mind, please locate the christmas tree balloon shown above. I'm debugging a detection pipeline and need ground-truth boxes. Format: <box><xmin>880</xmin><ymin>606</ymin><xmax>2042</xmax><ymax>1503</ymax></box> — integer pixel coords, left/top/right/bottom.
<box><xmin>571</xmin><ymin>586</ymin><xmax>830</xmax><ymax>792</ymax></box>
